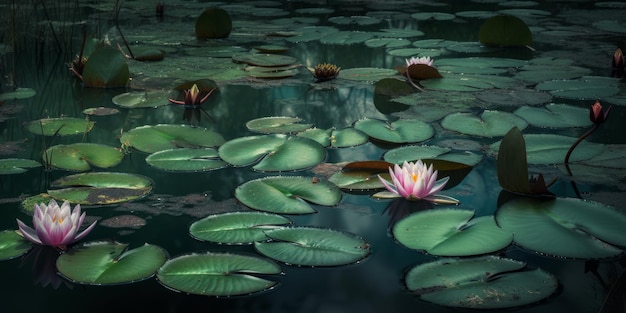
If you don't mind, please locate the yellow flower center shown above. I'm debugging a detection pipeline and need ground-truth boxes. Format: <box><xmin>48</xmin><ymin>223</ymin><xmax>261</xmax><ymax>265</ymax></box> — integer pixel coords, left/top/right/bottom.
<box><xmin>411</xmin><ymin>173</ymin><xmax>419</xmax><ymax>182</ymax></box>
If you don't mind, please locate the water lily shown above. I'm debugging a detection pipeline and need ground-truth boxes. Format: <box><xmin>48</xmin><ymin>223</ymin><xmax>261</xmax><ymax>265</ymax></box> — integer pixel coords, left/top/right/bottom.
<box><xmin>16</xmin><ymin>199</ymin><xmax>97</xmax><ymax>250</ymax></box>
<box><xmin>168</xmin><ymin>84</ymin><xmax>214</xmax><ymax>106</ymax></box>
<box><xmin>308</xmin><ymin>63</ymin><xmax>341</xmax><ymax>82</ymax></box>
<box><xmin>405</xmin><ymin>56</ymin><xmax>434</xmax><ymax>67</ymax></box>
<box><xmin>376</xmin><ymin>160</ymin><xmax>459</xmax><ymax>204</ymax></box>
<box><xmin>589</xmin><ymin>100</ymin><xmax>610</xmax><ymax>124</ymax></box>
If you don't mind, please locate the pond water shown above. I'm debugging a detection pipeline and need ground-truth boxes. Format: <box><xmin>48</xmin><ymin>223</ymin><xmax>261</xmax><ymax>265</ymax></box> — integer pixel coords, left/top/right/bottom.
<box><xmin>1</xmin><ymin>1</ymin><xmax>626</xmax><ymax>312</ymax></box>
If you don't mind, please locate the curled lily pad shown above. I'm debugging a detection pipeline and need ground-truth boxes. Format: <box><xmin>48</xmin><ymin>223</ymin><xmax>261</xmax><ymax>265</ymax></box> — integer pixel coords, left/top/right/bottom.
<box><xmin>235</xmin><ymin>176</ymin><xmax>341</xmax><ymax>214</ymax></box>
<box><xmin>0</xmin><ymin>230</ymin><xmax>32</xmax><ymax>260</ymax></box>
<box><xmin>112</xmin><ymin>90</ymin><xmax>171</xmax><ymax>108</ymax></box>
<box><xmin>145</xmin><ymin>148</ymin><xmax>227</xmax><ymax>172</ymax></box>
<box><xmin>56</xmin><ymin>242</ymin><xmax>167</xmax><ymax>285</ymax></box>
<box><xmin>246</xmin><ymin>117</ymin><xmax>313</xmax><ymax>134</ymax></box>
<box><xmin>24</xmin><ymin>117</ymin><xmax>95</xmax><ymax>136</ymax></box>
<box><xmin>406</xmin><ymin>256</ymin><xmax>558</xmax><ymax>309</ymax></box>
<box><xmin>157</xmin><ymin>252</ymin><xmax>282</xmax><ymax>296</ymax></box>
<box><xmin>218</xmin><ymin>134</ymin><xmax>325</xmax><ymax>172</ymax></box>
<box><xmin>496</xmin><ymin>197</ymin><xmax>626</xmax><ymax>259</ymax></box>
<box><xmin>120</xmin><ymin>124</ymin><xmax>225</xmax><ymax>154</ymax></box>
<box><xmin>254</xmin><ymin>227</ymin><xmax>370</xmax><ymax>267</ymax></box>
<box><xmin>48</xmin><ymin>172</ymin><xmax>153</xmax><ymax>205</ymax></box>
<box><xmin>0</xmin><ymin>158</ymin><xmax>41</xmax><ymax>175</ymax></box>
<box><xmin>189</xmin><ymin>211</ymin><xmax>291</xmax><ymax>244</ymax></box>
<box><xmin>297</xmin><ymin>127</ymin><xmax>368</xmax><ymax>148</ymax></box>
<box><xmin>82</xmin><ymin>46</ymin><xmax>129</xmax><ymax>88</ymax></box>
<box><xmin>393</xmin><ymin>209</ymin><xmax>512</xmax><ymax>256</ymax></box>
<box><xmin>353</xmin><ymin>118</ymin><xmax>434</xmax><ymax>144</ymax></box>
<box><xmin>43</xmin><ymin>143</ymin><xmax>124</xmax><ymax>171</ymax></box>
<box><xmin>441</xmin><ymin>110</ymin><xmax>528</xmax><ymax>137</ymax></box>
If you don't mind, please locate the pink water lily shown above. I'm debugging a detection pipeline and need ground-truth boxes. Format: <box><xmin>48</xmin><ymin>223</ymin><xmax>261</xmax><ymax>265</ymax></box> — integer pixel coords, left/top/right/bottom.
<box><xmin>377</xmin><ymin>161</ymin><xmax>458</xmax><ymax>204</ymax></box>
<box><xmin>168</xmin><ymin>84</ymin><xmax>214</xmax><ymax>106</ymax></box>
<box><xmin>589</xmin><ymin>100</ymin><xmax>610</xmax><ymax>124</ymax></box>
<box><xmin>405</xmin><ymin>56</ymin><xmax>434</xmax><ymax>67</ymax></box>
<box><xmin>16</xmin><ymin>199</ymin><xmax>97</xmax><ymax>250</ymax></box>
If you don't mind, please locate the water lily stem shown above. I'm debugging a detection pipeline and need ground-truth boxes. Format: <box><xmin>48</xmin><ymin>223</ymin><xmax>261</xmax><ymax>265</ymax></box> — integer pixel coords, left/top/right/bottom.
<box><xmin>405</xmin><ymin>71</ymin><xmax>425</xmax><ymax>92</ymax></box>
<box><xmin>564</xmin><ymin>123</ymin><xmax>598</xmax><ymax>174</ymax></box>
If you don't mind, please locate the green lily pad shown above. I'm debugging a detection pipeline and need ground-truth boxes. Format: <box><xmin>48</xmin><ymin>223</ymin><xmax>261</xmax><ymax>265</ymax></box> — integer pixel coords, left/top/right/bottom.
<box><xmin>479</xmin><ymin>14</ymin><xmax>532</xmax><ymax>47</ymax></box>
<box><xmin>185</xmin><ymin>46</ymin><xmax>248</xmax><ymax>58</ymax></box>
<box><xmin>157</xmin><ymin>253</ymin><xmax>281</xmax><ymax>296</ymax></box>
<box><xmin>145</xmin><ymin>148</ymin><xmax>227</xmax><ymax>172</ymax></box>
<box><xmin>0</xmin><ymin>88</ymin><xmax>36</xmax><ymax>100</ymax></box>
<box><xmin>82</xmin><ymin>46</ymin><xmax>130</xmax><ymax>88</ymax></box>
<box><xmin>475</xmin><ymin>89</ymin><xmax>552</xmax><ymax>106</ymax></box>
<box><xmin>328</xmin><ymin>16</ymin><xmax>381</xmax><ymax>26</ymax></box>
<box><xmin>513</xmin><ymin>103</ymin><xmax>592</xmax><ymax>128</ymax></box>
<box><xmin>0</xmin><ymin>158</ymin><xmax>41</xmax><ymax>175</ymax></box>
<box><xmin>56</xmin><ymin>242</ymin><xmax>167</xmax><ymax>285</ymax></box>
<box><xmin>218</xmin><ymin>134</ymin><xmax>325</xmax><ymax>172</ymax></box>
<box><xmin>235</xmin><ymin>176</ymin><xmax>341</xmax><ymax>214</ymax></box>
<box><xmin>254</xmin><ymin>227</ymin><xmax>370</xmax><ymax>266</ymax></box>
<box><xmin>320</xmin><ymin>31</ymin><xmax>374</xmax><ymax>45</ymax></box>
<box><xmin>383</xmin><ymin>145</ymin><xmax>451</xmax><ymax>164</ymax></box>
<box><xmin>120</xmin><ymin>124</ymin><xmax>225</xmax><ymax>154</ymax></box>
<box><xmin>405</xmin><ymin>256</ymin><xmax>558</xmax><ymax>309</ymax></box>
<box><xmin>393</xmin><ymin>209</ymin><xmax>512</xmax><ymax>256</ymax></box>
<box><xmin>112</xmin><ymin>90</ymin><xmax>171</xmax><ymax>108</ymax></box>
<box><xmin>0</xmin><ymin>230</ymin><xmax>32</xmax><ymax>260</ymax></box>
<box><xmin>327</xmin><ymin>160</ymin><xmax>392</xmax><ymax>191</ymax></box>
<box><xmin>48</xmin><ymin>172</ymin><xmax>153</xmax><ymax>205</ymax></box>
<box><xmin>232</xmin><ymin>53</ymin><xmax>297</xmax><ymax>67</ymax></box>
<box><xmin>339</xmin><ymin>68</ymin><xmax>397</xmax><ymax>81</ymax></box>
<box><xmin>296</xmin><ymin>127</ymin><xmax>368</xmax><ymax>148</ymax></box>
<box><xmin>535</xmin><ymin>76</ymin><xmax>621</xmax><ymax>100</ymax></box>
<box><xmin>489</xmin><ymin>133</ymin><xmax>605</xmax><ymax>164</ymax></box>
<box><xmin>20</xmin><ymin>193</ymin><xmax>53</xmax><ymax>215</ymax></box>
<box><xmin>364</xmin><ymin>38</ymin><xmax>411</xmax><ymax>48</ymax></box>
<box><xmin>189</xmin><ymin>211</ymin><xmax>291</xmax><ymax>244</ymax></box>
<box><xmin>441</xmin><ymin>110</ymin><xmax>528</xmax><ymax>137</ymax></box>
<box><xmin>24</xmin><ymin>117</ymin><xmax>95</xmax><ymax>136</ymax></box>
<box><xmin>126</xmin><ymin>46</ymin><xmax>166</xmax><ymax>61</ymax></box>
<box><xmin>353</xmin><ymin>118</ymin><xmax>434</xmax><ymax>144</ymax></box>
<box><xmin>496</xmin><ymin>197</ymin><xmax>626</xmax><ymax>259</ymax></box>
<box><xmin>246</xmin><ymin>66</ymin><xmax>300</xmax><ymax>79</ymax></box>
<box><xmin>411</xmin><ymin>12</ymin><xmax>456</xmax><ymax>21</ymax></box>
<box><xmin>43</xmin><ymin>143</ymin><xmax>124</xmax><ymax>171</ymax></box>
<box><xmin>246</xmin><ymin>116</ymin><xmax>313</xmax><ymax>134</ymax></box>
<box><xmin>419</xmin><ymin>74</ymin><xmax>518</xmax><ymax>91</ymax></box>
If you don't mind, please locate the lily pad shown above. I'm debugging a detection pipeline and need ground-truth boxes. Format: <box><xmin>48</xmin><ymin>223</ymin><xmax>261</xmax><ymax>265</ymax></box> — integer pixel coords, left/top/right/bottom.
<box><xmin>513</xmin><ymin>103</ymin><xmax>592</xmax><ymax>128</ymax></box>
<box><xmin>339</xmin><ymin>68</ymin><xmax>397</xmax><ymax>81</ymax></box>
<box><xmin>56</xmin><ymin>242</ymin><xmax>167</xmax><ymax>285</ymax></box>
<box><xmin>157</xmin><ymin>252</ymin><xmax>282</xmax><ymax>296</ymax></box>
<box><xmin>232</xmin><ymin>53</ymin><xmax>297</xmax><ymax>67</ymax></box>
<box><xmin>0</xmin><ymin>158</ymin><xmax>41</xmax><ymax>175</ymax></box>
<box><xmin>393</xmin><ymin>209</ymin><xmax>512</xmax><ymax>256</ymax></box>
<box><xmin>112</xmin><ymin>90</ymin><xmax>171</xmax><ymax>108</ymax></box>
<box><xmin>353</xmin><ymin>118</ymin><xmax>434</xmax><ymax>144</ymax></box>
<box><xmin>320</xmin><ymin>31</ymin><xmax>374</xmax><ymax>45</ymax></box>
<box><xmin>296</xmin><ymin>127</ymin><xmax>368</xmax><ymax>148</ymax></box>
<box><xmin>48</xmin><ymin>172</ymin><xmax>153</xmax><ymax>205</ymax></box>
<box><xmin>0</xmin><ymin>230</ymin><xmax>32</xmax><ymax>260</ymax></box>
<box><xmin>405</xmin><ymin>256</ymin><xmax>558</xmax><ymax>309</ymax></box>
<box><xmin>120</xmin><ymin>124</ymin><xmax>225</xmax><ymax>154</ymax></box>
<box><xmin>218</xmin><ymin>134</ymin><xmax>325</xmax><ymax>172</ymax></box>
<box><xmin>420</xmin><ymin>74</ymin><xmax>518</xmax><ymax>91</ymax></box>
<box><xmin>327</xmin><ymin>160</ymin><xmax>392</xmax><ymax>191</ymax></box>
<box><xmin>383</xmin><ymin>145</ymin><xmax>451</xmax><ymax>164</ymax></box>
<box><xmin>246</xmin><ymin>117</ymin><xmax>313</xmax><ymax>134</ymax></box>
<box><xmin>24</xmin><ymin>117</ymin><xmax>95</xmax><ymax>136</ymax></box>
<box><xmin>82</xmin><ymin>46</ymin><xmax>130</xmax><ymax>88</ymax></box>
<box><xmin>43</xmin><ymin>143</ymin><xmax>124</xmax><ymax>171</ymax></box>
<box><xmin>479</xmin><ymin>14</ymin><xmax>532</xmax><ymax>47</ymax></box>
<box><xmin>235</xmin><ymin>176</ymin><xmax>341</xmax><ymax>214</ymax></box>
<box><xmin>189</xmin><ymin>211</ymin><xmax>291</xmax><ymax>244</ymax></box>
<box><xmin>535</xmin><ymin>76</ymin><xmax>621</xmax><ymax>100</ymax></box>
<box><xmin>496</xmin><ymin>197</ymin><xmax>626</xmax><ymax>259</ymax></box>
<box><xmin>254</xmin><ymin>227</ymin><xmax>370</xmax><ymax>266</ymax></box>
<box><xmin>0</xmin><ymin>88</ymin><xmax>36</xmax><ymax>101</ymax></box>
<box><xmin>441</xmin><ymin>110</ymin><xmax>528</xmax><ymax>137</ymax></box>
<box><xmin>489</xmin><ymin>133</ymin><xmax>605</xmax><ymax>164</ymax></box>
<box><xmin>145</xmin><ymin>148</ymin><xmax>228</xmax><ymax>172</ymax></box>
<box><xmin>411</xmin><ymin>12</ymin><xmax>456</xmax><ymax>21</ymax></box>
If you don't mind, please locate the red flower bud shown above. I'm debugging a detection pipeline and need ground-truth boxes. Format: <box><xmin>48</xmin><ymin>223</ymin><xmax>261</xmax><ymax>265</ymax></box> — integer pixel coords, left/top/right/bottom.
<box><xmin>589</xmin><ymin>100</ymin><xmax>610</xmax><ymax>124</ymax></box>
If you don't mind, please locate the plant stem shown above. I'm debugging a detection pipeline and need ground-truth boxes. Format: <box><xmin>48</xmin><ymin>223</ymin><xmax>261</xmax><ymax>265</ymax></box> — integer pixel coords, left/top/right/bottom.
<box><xmin>405</xmin><ymin>70</ymin><xmax>425</xmax><ymax>92</ymax></box>
<box><xmin>564</xmin><ymin>123</ymin><xmax>598</xmax><ymax>174</ymax></box>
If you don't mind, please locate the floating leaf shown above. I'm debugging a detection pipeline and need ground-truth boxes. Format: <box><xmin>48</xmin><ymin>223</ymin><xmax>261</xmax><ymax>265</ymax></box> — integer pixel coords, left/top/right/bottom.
<box><xmin>475</xmin><ymin>89</ymin><xmax>552</xmax><ymax>106</ymax></box>
<box><xmin>232</xmin><ymin>53</ymin><xmax>297</xmax><ymax>67</ymax></box>
<box><xmin>145</xmin><ymin>148</ymin><xmax>227</xmax><ymax>172</ymax></box>
<box><xmin>535</xmin><ymin>76</ymin><xmax>621</xmax><ymax>99</ymax></box>
<box><xmin>218</xmin><ymin>134</ymin><xmax>325</xmax><ymax>172</ymax></box>
<box><xmin>24</xmin><ymin>117</ymin><xmax>95</xmax><ymax>136</ymax></box>
<box><xmin>112</xmin><ymin>90</ymin><xmax>171</xmax><ymax>108</ymax></box>
<box><xmin>157</xmin><ymin>253</ymin><xmax>281</xmax><ymax>296</ymax></box>
<box><xmin>189</xmin><ymin>211</ymin><xmax>291</xmax><ymax>244</ymax></box>
<box><xmin>296</xmin><ymin>127</ymin><xmax>368</xmax><ymax>148</ymax></box>
<box><xmin>353</xmin><ymin>118</ymin><xmax>434</xmax><ymax>144</ymax></box>
<box><xmin>0</xmin><ymin>158</ymin><xmax>41</xmax><ymax>175</ymax></box>
<box><xmin>0</xmin><ymin>88</ymin><xmax>36</xmax><ymax>100</ymax></box>
<box><xmin>320</xmin><ymin>31</ymin><xmax>374</xmax><ymax>45</ymax></box>
<box><xmin>420</xmin><ymin>74</ymin><xmax>517</xmax><ymax>91</ymax></box>
<box><xmin>411</xmin><ymin>12</ymin><xmax>455</xmax><ymax>21</ymax></box>
<box><xmin>254</xmin><ymin>227</ymin><xmax>370</xmax><ymax>266</ymax></box>
<box><xmin>489</xmin><ymin>133</ymin><xmax>605</xmax><ymax>164</ymax></box>
<box><xmin>235</xmin><ymin>176</ymin><xmax>341</xmax><ymax>214</ymax></box>
<box><xmin>383</xmin><ymin>145</ymin><xmax>451</xmax><ymax>164</ymax></box>
<box><xmin>127</xmin><ymin>46</ymin><xmax>166</xmax><ymax>61</ymax></box>
<box><xmin>43</xmin><ymin>143</ymin><xmax>124</xmax><ymax>171</ymax></box>
<box><xmin>479</xmin><ymin>14</ymin><xmax>532</xmax><ymax>47</ymax></box>
<box><xmin>195</xmin><ymin>7</ymin><xmax>232</xmax><ymax>39</ymax></box>
<box><xmin>246</xmin><ymin>117</ymin><xmax>312</xmax><ymax>134</ymax></box>
<box><xmin>393</xmin><ymin>209</ymin><xmax>512</xmax><ymax>256</ymax></box>
<box><xmin>496</xmin><ymin>197</ymin><xmax>626</xmax><ymax>259</ymax></box>
<box><xmin>514</xmin><ymin>103</ymin><xmax>592</xmax><ymax>128</ymax></box>
<box><xmin>48</xmin><ymin>172</ymin><xmax>153</xmax><ymax>205</ymax></box>
<box><xmin>0</xmin><ymin>230</ymin><xmax>32</xmax><ymax>260</ymax></box>
<box><xmin>120</xmin><ymin>124</ymin><xmax>225</xmax><ymax>154</ymax></box>
<box><xmin>365</xmin><ymin>38</ymin><xmax>411</xmax><ymax>48</ymax></box>
<box><xmin>406</xmin><ymin>256</ymin><xmax>558</xmax><ymax>309</ymax></box>
<box><xmin>441</xmin><ymin>110</ymin><xmax>528</xmax><ymax>137</ymax></box>
<box><xmin>339</xmin><ymin>68</ymin><xmax>397</xmax><ymax>81</ymax></box>
<box><xmin>82</xmin><ymin>46</ymin><xmax>129</xmax><ymax>88</ymax></box>
<box><xmin>56</xmin><ymin>242</ymin><xmax>167</xmax><ymax>285</ymax></box>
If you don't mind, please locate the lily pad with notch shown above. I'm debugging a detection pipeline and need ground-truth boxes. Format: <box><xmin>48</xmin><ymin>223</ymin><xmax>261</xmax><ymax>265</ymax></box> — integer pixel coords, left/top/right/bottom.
<box><xmin>145</xmin><ymin>148</ymin><xmax>228</xmax><ymax>172</ymax></box>
<box><xmin>157</xmin><ymin>252</ymin><xmax>282</xmax><ymax>296</ymax></box>
<box><xmin>189</xmin><ymin>211</ymin><xmax>291</xmax><ymax>244</ymax></box>
<box><xmin>296</xmin><ymin>127</ymin><xmax>368</xmax><ymax>148</ymax></box>
<box><xmin>235</xmin><ymin>176</ymin><xmax>341</xmax><ymax>214</ymax></box>
<box><xmin>43</xmin><ymin>143</ymin><xmax>124</xmax><ymax>171</ymax></box>
<box><xmin>353</xmin><ymin>118</ymin><xmax>434</xmax><ymax>144</ymax></box>
<box><xmin>0</xmin><ymin>158</ymin><xmax>41</xmax><ymax>175</ymax></box>
<box><xmin>24</xmin><ymin>117</ymin><xmax>95</xmax><ymax>136</ymax></box>
<box><xmin>441</xmin><ymin>110</ymin><xmax>528</xmax><ymax>137</ymax></box>
<box><xmin>328</xmin><ymin>160</ymin><xmax>391</xmax><ymax>192</ymax></box>
<box><xmin>254</xmin><ymin>227</ymin><xmax>370</xmax><ymax>267</ymax></box>
<box><xmin>56</xmin><ymin>241</ymin><xmax>167</xmax><ymax>285</ymax></box>
<box><xmin>47</xmin><ymin>172</ymin><xmax>153</xmax><ymax>205</ymax></box>
<box><xmin>120</xmin><ymin>124</ymin><xmax>225</xmax><ymax>154</ymax></box>
<box><xmin>513</xmin><ymin>103</ymin><xmax>592</xmax><ymax>128</ymax></box>
<box><xmin>246</xmin><ymin>116</ymin><xmax>313</xmax><ymax>134</ymax></box>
